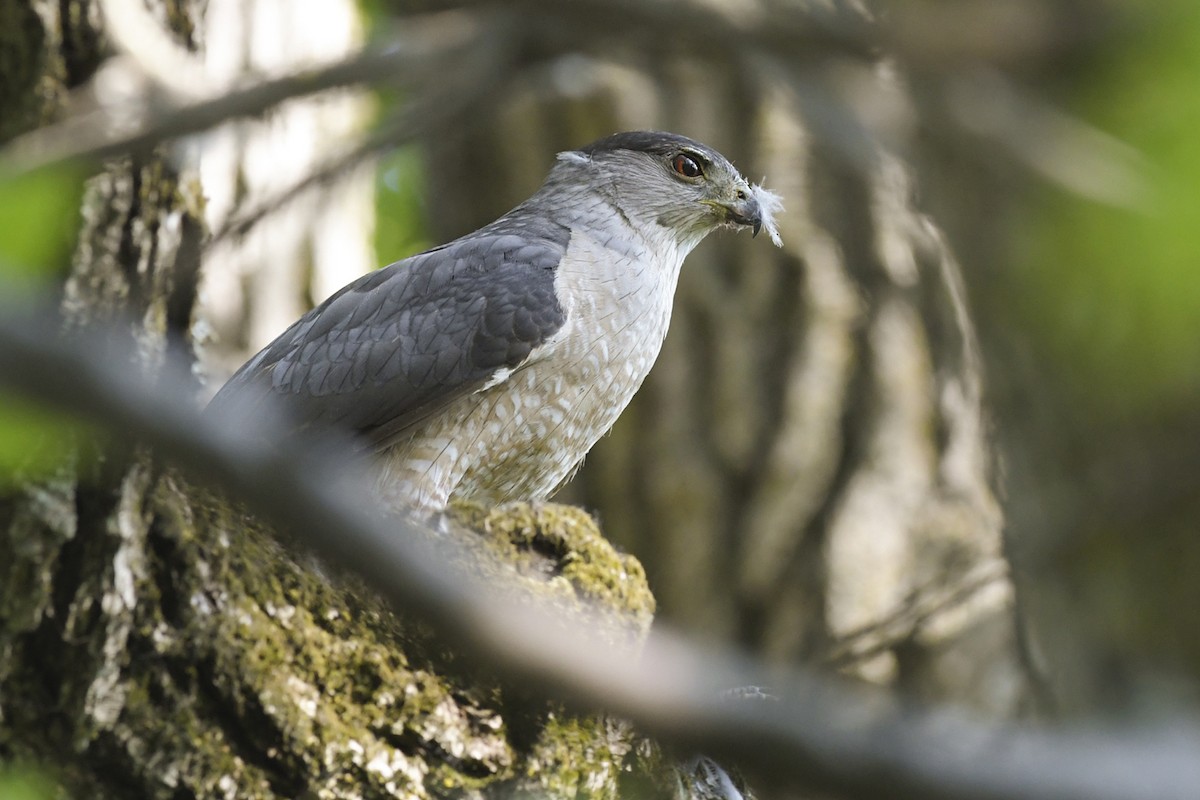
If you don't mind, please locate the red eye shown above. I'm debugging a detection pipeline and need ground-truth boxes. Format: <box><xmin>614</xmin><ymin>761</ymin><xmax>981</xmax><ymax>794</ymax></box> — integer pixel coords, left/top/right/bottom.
<box><xmin>672</xmin><ymin>153</ymin><xmax>703</xmax><ymax>178</ymax></box>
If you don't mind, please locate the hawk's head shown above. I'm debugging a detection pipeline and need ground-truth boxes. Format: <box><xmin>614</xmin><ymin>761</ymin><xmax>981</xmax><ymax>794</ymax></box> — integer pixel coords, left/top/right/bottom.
<box><xmin>552</xmin><ymin>130</ymin><xmax>783</xmax><ymax>251</ymax></box>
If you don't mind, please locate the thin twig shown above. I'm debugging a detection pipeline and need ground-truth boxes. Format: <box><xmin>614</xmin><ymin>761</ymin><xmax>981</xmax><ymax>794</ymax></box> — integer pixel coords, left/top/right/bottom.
<box><xmin>824</xmin><ymin>561</ymin><xmax>1009</xmax><ymax>668</ymax></box>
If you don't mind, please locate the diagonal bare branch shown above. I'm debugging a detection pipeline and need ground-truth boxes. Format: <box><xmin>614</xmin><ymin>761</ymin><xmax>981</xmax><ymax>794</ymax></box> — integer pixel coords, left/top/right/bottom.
<box><xmin>0</xmin><ymin>10</ymin><xmax>511</xmax><ymax>176</ymax></box>
<box><xmin>1</xmin><ymin>301</ymin><xmax>1199</xmax><ymax>800</ymax></box>
<box><xmin>207</xmin><ymin>57</ymin><xmax>510</xmax><ymax>248</ymax></box>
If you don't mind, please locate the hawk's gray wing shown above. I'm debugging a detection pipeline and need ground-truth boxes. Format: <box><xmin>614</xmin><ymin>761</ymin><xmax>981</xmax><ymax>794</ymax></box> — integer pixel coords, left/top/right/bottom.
<box><xmin>208</xmin><ymin>220</ymin><xmax>569</xmax><ymax>450</ymax></box>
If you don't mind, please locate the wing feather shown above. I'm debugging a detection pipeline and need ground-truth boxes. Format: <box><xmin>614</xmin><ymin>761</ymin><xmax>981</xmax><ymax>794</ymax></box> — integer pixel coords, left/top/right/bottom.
<box><xmin>208</xmin><ymin>218</ymin><xmax>569</xmax><ymax>450</ymax></box>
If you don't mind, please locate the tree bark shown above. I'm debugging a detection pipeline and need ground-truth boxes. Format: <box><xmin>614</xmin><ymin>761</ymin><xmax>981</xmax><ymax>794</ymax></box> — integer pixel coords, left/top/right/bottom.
<box><xmin>417</xmin><ymin>2</ymin><xmax>1024</xmax><ymax>713</ymax></box>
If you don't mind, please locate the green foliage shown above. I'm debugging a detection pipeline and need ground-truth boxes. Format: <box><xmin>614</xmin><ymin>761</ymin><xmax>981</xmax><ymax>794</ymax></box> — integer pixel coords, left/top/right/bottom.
<box><xmin>0</xmin><ymin>164</ymin><xmax>87</xmax><ymax>479</ymax></box>
<box><xmin>0</xmin><ymin>395</ymin><xmax>78</xmax><ymax>485</ymax></box>
<box><xmin>0</xmin><ymin>765</ymin><xmax>55</xmax><ymax>800</ymax></box>
<box><xmin>359</xmin><ymin>0</ymin><xmax>433</xmax><ymax>270</ymax></box>
<box><xmin>1020</xmin><ymin>2</ymin><xmax>1200</xmax><ymax>417</ymax></box>
<box><xmin>374</xmin><ymin>145</ymin><xmax>432</xmax><ymax>264</ymax></box>
<box><xmin>0</xmin><ymin>164</ymin><xmax>86</xmax><ymax>283</ymax></box>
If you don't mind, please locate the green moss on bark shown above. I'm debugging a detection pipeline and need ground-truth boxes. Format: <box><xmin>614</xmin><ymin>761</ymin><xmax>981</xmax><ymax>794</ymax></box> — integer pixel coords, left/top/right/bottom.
<box><xmin>451</xmin><ymin>500</ymin><xmax>656</xmax><ymax>628</ymax></box>
<box><xmin>38</xmin><ymin>483</ymin><xmax>658</xmax><ymax>799</ymax></box>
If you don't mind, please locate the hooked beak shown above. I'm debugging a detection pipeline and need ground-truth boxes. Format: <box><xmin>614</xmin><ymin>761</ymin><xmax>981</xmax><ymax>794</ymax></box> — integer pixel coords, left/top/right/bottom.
<box><xmin>719</xmin><ymin>195</ymin><xmax>763</xmax><ymax>237</ymax></box>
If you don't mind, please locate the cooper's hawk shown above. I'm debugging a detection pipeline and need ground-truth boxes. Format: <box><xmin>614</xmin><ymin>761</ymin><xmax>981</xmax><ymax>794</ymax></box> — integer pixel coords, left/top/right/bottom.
<box><xmin>209</xmin><ymin>131</ymin><xmax>781</xmax><ymax>511</ymax></box>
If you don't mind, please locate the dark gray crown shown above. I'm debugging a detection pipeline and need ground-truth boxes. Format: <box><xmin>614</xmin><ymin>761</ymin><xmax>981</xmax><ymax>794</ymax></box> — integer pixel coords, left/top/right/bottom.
<box><xmin>577</xmin><ymin>130</ymin><xmax>716</xmax><ymax>160</ymax></box>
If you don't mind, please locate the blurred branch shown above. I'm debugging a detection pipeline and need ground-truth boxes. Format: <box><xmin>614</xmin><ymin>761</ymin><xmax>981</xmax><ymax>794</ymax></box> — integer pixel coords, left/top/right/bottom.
<box><xmin>942</xmin><ymin>69</ymin><xmax>1151</xmax><ymax>209</ymax></box>
<box><xmin>438</xmin><ymin>0</ymin><xmax>1088</xmax><ymax>68</ymax></box>
<box><xmin>824</xmin><ymin>561</ymin><xmax>1008</xmax><ymax>668</ymax></box>
<box><xmin>208</xmin><ymin>130</ymin><xmax>390</xmax><ymax>247</ymax></box>
<box><xmin>504</xmin><ymin>0</ymin><xmax>879</xmax><ymax>62</ymax></box>
<box><xmin>4</xmin><ymin>0</ymin><xmax>1128</xmax><ymax>210</ymax></box>
<box><xmin>886</xmin><ymin>0</ymin><xmax>1103</xmax><ymax>67</ymax></box>
<box><xmin>2</xmin><ymin>0</ymin><xmax>880</xmax><ymax>178</ymax></box>
<box><xmin>0</xmin><ymin>10</ymin><xmax>509</xmax><ymax>176</ymax></box>
<box><xmin>208</xmin><ymin>55</ymin><xmax>510</xmax><ymax>247</ymax></box>
<box><xmin>2</xmin><ymin>304</ymin><xmax>1200</xmax><ymax>800</ymax></box>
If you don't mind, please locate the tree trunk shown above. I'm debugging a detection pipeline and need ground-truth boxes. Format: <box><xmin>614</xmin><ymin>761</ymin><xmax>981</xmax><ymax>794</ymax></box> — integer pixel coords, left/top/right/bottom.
<box><xmin>419</xmin><ymin>4</ymin><xmax>1025</xmax><ymax>713</ymax></box>
<box><xmin>0</xmin><ymin>2</ymin><xmax>653</xmax><ymax>797</ymax></box>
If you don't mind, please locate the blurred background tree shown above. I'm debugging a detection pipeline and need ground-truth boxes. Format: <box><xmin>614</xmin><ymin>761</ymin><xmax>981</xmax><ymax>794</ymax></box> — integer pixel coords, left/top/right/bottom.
<box><xmin>378</xmin><ymin>0</ymin><xmax>1019</xmax><ymax>708</ymax></box>
<box><xmin>948</xmin><ymin>0</ymin><xmax>1200</xmax><ymax>714</ymax></box>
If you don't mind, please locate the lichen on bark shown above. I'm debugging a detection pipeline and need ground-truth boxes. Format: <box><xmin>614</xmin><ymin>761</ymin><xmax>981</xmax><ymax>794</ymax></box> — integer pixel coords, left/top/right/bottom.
<box><xmin>149</xmin><ymin>480</ymin><xmax>654</xmax><ymax>798</ymax></box>
<box><xmin>3</xmin><ymin>459</ymin><xmax>661</xmax><ymax>798</ymax></box>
